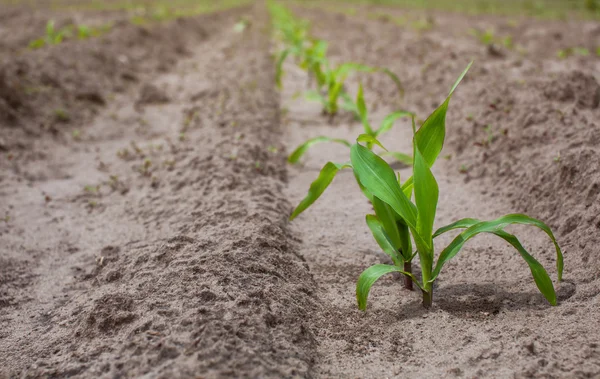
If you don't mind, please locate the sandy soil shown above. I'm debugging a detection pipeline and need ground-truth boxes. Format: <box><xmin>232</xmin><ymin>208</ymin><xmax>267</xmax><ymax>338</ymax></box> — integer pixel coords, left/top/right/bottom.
<box><xmin>1</xmin><ymin>1</ymin><xmax>599</xmax><ymax>378</ymax></box>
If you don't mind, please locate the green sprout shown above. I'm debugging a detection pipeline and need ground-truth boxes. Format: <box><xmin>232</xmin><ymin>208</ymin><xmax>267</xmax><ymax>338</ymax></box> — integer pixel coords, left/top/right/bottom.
<box><xmin>72</xmin><ymin>129</ymin><xmax>81</xmax><ymax>141</ymax></box>
<box><xmin>557</xmin><ymin>47</ymin><xmax>590</xmax><ymax>59</ymax></box>
<box><xmin>54</xmin><ymin>108</ymin><xmax>71</xmax><ymax>122</ymax></box>
<box><xmin>29</xmin><ymin>20</ymin><xmax>71</xmax><ymax>49</ymax></box>
<box><xmin>346</xmin><ymin>62</ymin><xmax>563</xmax><ymax>309</ymax></box>
<box><xmin>270</xmin><ymin>1</ymin><xmax>403</xmax><ymax>115</ymax></box>
<box><xmin>470</xmin><ymin>28</ymin><xmax>513</xmax><ymax>49</ymax></box>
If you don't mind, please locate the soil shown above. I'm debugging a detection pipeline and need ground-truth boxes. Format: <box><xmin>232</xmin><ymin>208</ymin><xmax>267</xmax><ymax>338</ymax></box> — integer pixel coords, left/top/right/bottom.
<box><xmin>1</xmin><ymin>1</ymin><xmax>599</xmax><ymax>378</ymax></box>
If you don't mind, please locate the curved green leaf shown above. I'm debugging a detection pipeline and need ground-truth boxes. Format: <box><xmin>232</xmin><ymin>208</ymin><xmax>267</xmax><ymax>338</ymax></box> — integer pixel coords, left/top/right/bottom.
<box><xmin>432</xmin><ymin>217</ymin><xmax>558</xmax><ymax>305</ymax></box>
<box><xmin>350</xmin><ymin>144</ymin><xmax>417</xmax><ymax>228</ymax></box>
<box><xmin>375</xmin><ymin>111</ymin><xmax>414</xmax><ymax>137</ymax></box>
<box><xmin>366</xmin><ymin>215</ymin><xmax>402</xmax><ymax>265</ymax></box>
<box><xmin>381</xmin><ymin>68</ymin><xmax>405</xmax><ymax>98</ymax></box>
<box><xmin>432</xmin><ymin>214</ymin><xmax>563</xmax><ymax>283</ymax></box>
<box><xmin>288</xmin><ymin>136</ymin><xmax>351</xmax><ymax>164</ymax></box>
<box><xmin>432</xmin><ymin>218</ymin><xmax>480</xmax><ymax>238</ymax></box>
<box><xmin>356</xmin><ymin>134</ymin><xmax>387</xmax><ymax>151</ymax></box>
<box><xmin>357</xmin><ymin>264</ymin><xmax>421</xmax><ymax>311</ymax></box>
<box><xmin>290</xmin><ymin>162</ymin><xmax>351</xmax><ymax>220</ymax></box>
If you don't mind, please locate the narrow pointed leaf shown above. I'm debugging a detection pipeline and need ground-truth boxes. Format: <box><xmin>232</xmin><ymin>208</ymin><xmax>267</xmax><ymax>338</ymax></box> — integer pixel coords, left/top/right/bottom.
<box><xmin>357</xmin><ymin>264</ymin><xmax>421</xmax><ymax>311</ymax></box>
<box><xmin>275</xmin><ymin>48</ymin><xmax>291</xmax><ymax>89</ymax></box>
<box><xmin>401</xmin><ymin>176</ymin><xmax>414</xmax><ymax>199</ymax></box>
<box><xmin>290</xmin><ymin>162</ymin><xmax>351</xmax><ymax>220</ymax></box>
<box><xmin>366</xmin><ymin>215</ymin><xmax>402</xmax><ymax>265</ymax></box>
<box><xmin>449</xmin><ymin>61</ymin><xmax>473</xmax><ymax>96</ymax></box>
<box><xmin>431</xmin><ymin>217</ymin><xmax>558</xmax><ymax>305</ymax></box>
<box><xmin>375</xmin><ymin>111</ymin><xmax>414</xmax><ymax>137</ymax></box>
<box><xmin>415</xmin><ymin>62</ymin><xmax>471</xmax><ymax>168</ymax></box>
<box><xmin>350</xmin><ymin>144</ymin><xmax>417</xmax><ymax>228</ymax></box>
<box><xmin>432</xmin><ymin>214</ymin><xmax>563</xmax><ymax>282</ymax></box>
<box><xmin>288</xmin><ymin>136</ymin><xmax>351</xmax><ymax>164</ymax></box>
<box><xmin>414</xmin><ymin>98</ymin><xmax>449</xmax><ymax>168</ymax></box>
<box><xmin>356</xmin><ymin>84</ymin><xmax>373</xmax><ymax>134</ymax></box>
<box><xmin>357</xmin><ymin>134</ymin><xmax>387</xmax><ymax>151</ymax></box>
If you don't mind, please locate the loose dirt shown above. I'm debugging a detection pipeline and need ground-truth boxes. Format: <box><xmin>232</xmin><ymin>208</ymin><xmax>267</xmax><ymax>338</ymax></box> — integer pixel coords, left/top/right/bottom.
<box><xmin>1</xmin><ymin>1</ymin><xmax>599</xmax><ymax>378</ymax></box>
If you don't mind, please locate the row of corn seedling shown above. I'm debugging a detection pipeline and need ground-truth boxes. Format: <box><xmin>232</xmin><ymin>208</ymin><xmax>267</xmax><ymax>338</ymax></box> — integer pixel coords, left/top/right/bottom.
<box><xmin>269</xmin><ymin>2</ymin><xmax>563</xmax><ymax>310</ymax></box>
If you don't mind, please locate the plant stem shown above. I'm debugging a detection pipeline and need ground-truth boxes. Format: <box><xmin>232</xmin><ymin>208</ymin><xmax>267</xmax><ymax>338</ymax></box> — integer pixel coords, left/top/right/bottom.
<box><xmin>422</xmin><ymin>289</ymin><xmax>433</xmax><ymax>308</ymax></box>
<box><xmin>403</xmin><ymin>261</ymin><xmax>413</xmax><ymax>291</ymax></box>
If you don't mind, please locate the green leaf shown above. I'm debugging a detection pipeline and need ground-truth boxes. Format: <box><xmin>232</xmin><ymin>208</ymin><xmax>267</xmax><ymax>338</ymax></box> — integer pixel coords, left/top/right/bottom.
<box><xmin>290</xmin><ymin>162</ymin><xmax>351</xmax><ymax>220</ymax></box>
<box><xmin>275</xmin><ymin>49</ymin><xmax>291</xmax><ymax>89</ymax></box>
<box><xmin>372</xmin><ymin>197</ymin><xmax>402</xmax><ymax>251</ymax></box>
<box><xmin>375</xmin><ymin>111</ymin><xmax>414</xmax><ymax>137</ymax></box>
<box><xmin>288</xmin><ymin>136</ymin><xmax>351</xmax><ymax>164</ymax></box>
<box><xmin>357</xmin><ymin>264</ymin><xmax>420</xmax><ymax>310</ymax></box>
<box><xmin>380</xmin><ymin>68</ymin><xmax>405</xmax><ymax>98</ymax></box>
<box><xmin>380</xmin><ymin>151</ymin><xmax>413</xmax><ymax>166</ymax></box>
<box><xmin>396</xmin><ymin>219</ymin><xmax>413</xmax><ymax>261</ymax></box>
<box><xmin>401</xmin><ymin>176</ymin><xmax>414</xmax><ymax>199</ymax></box>
<box><xmin>432</xmin><ymin>213</ymin><xmax>563</xmax><ymax>282</ymax></box>
<box><xmin>449</xmin><ymin>61</ymin><xmax>473</xmax><ymax>96</ymax></box>
<box><xmin>414</xmin><ymin>98</ymin><xmax>449</xmax><ymax>168</ymax></box>
<box><xmin>366</xmin><ymin>215</ymin><xmax>402</xmax><ymax>265</ymax></box>
<box><xmin>356</xmin><ymin>83</ymin><xmax>372</xmax><ymax>134</ymax></box>
<box><xmin>350</xmin><ymin>144</ymin><xmax>417</xmax><ymax>228</ymax></box>
<box><xmin>415</xmin><ymin>62</ymin><xmax>472</xmax><ymax>168</ymax></box>
<box><xmin>413</xmin><ymin>147</ymin><xmax>438</xmax><ymax>249</ymax></box>
<box><xmin>432</xmin><ymin>217</ymin><xmax>559</xmax><ymax>305</ymax></box>
<box><xmin>356</xmin><ymin>134</ymin><xmax>387</xmax><ymax>151</ymax></box>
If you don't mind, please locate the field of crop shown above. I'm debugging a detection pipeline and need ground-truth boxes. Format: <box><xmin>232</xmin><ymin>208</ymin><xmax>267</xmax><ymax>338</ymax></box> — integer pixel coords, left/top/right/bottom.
<box><xmin>0</xmin><ymin>0</ymin><xmax>599</xmax><ymax>377</ymax></box>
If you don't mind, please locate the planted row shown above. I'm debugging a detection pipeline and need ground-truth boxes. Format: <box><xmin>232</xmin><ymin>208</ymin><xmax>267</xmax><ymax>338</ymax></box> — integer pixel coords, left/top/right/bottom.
<box><xmin>268</xmin><ymin>2</ymin><xmax>412</xmax><ymax>167</ymax></box>
<box><xmin>269</xmin><ymin>3</ymin><xmax>564</xmax><ymax>310</ymax></box>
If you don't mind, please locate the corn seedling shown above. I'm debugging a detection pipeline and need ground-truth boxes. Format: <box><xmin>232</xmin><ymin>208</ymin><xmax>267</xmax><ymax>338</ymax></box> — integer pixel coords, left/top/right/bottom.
<box><xmin>470</xmin><ymin>28</ymin><xmax>513</xmax><ymax>49</ymax></box>
<box><xmin>289</xmin><ymin>83</ymin><xmax>412</xmax><ymax>165</ymax></box>
<box><xmin>270</xmin><ymin>1</ymin><xmax>403</xmax><ymax>114</ymax></box>
<box><xmin>349</xmin><ymin>62</ymin><xmax>563</xmax><ymax>309</ymax></box>
<box><xmin>304</xmin><ymin>61</ymin><xmax>404</xmax><ymax>116</ymax></box>
<box><xmin>557</xmin><ymin>47</ymin><xmax>590</xmax><ymax>59</ymax></box>
<box><xmin>54</xmin><ymin>108</ymin><xmax>71</xmax><ymax>122</ymax></box>
<box><xmin>29</xmin><ymin>20</ymin><xmax>71</xmax><ymax>49</ymax></box>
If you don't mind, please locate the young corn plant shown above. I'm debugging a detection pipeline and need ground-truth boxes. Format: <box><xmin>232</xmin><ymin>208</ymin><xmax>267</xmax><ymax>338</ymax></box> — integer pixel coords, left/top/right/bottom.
<box><xmin>288</xmin><ymin>88</ymin><xmax>415</xmax><ymax>289</ymax></box>
<box><xmin>29</xmin><ymin>20</ymin><xmax>72</xmax><ymax>49</ymax></box>
<box><xmin>304</xmin><ymin>61</ymin><xmax>404</xmax><ymax>116</ymax></box>
<box><xmin>288</xmin><ymin>83</ymin><xmax>412</xmax><ymax>165</ymax></box>
<box><xmin>351</xmin><ymin>62</ymin><xmax>564</xmax><ymax>309</ymax></box>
